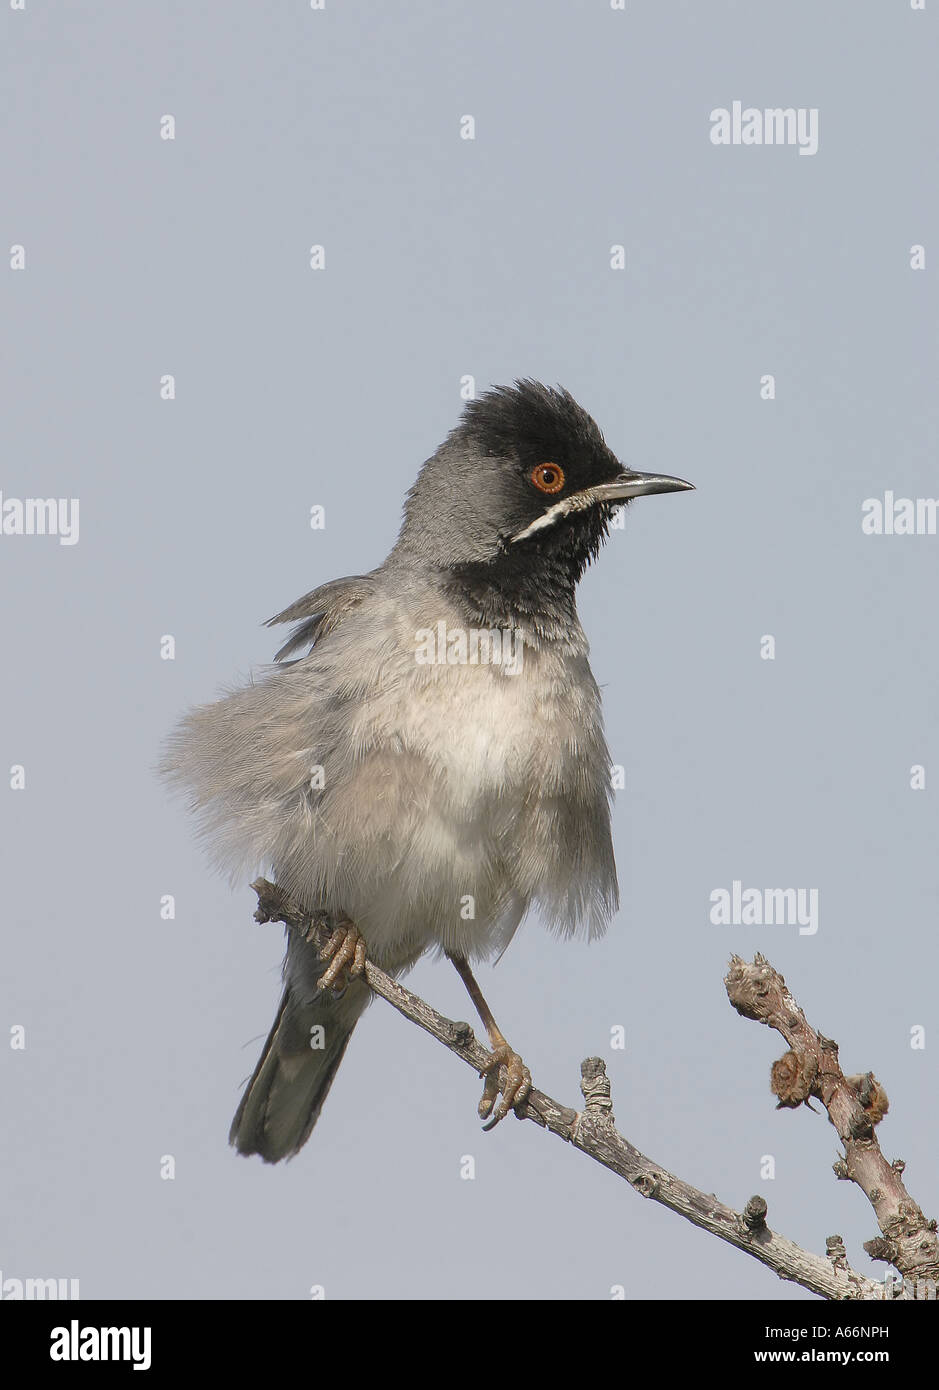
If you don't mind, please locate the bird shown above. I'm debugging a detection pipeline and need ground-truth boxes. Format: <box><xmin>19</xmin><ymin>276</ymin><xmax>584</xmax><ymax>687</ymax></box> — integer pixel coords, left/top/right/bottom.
<box><xmin>161</xmin><ymin>380</ymin><xmax>693</xmax><ymax>1162</ymax></box>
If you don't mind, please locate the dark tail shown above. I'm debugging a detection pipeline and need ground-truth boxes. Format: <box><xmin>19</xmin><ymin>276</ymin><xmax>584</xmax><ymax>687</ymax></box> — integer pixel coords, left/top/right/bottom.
<box><xmin>229</xmin><ymin>976</ymin><xmax>369</xmax><ymax>1162</ymax></box>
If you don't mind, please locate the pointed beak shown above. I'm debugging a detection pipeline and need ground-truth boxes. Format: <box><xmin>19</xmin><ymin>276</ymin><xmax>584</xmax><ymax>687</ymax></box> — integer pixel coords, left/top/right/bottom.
<box><xmin>508</xmin><ymin>467</ymin><xmax>694</xmax><ymax>544</ymax></box>
<box><xmin>593</xmin><ymin>470</ymin><xmax>695</xmax><ymax>502</ymax></box>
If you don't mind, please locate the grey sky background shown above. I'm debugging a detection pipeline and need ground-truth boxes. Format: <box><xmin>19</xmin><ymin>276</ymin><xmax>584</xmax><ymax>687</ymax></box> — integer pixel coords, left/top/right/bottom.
<box><xmin>2</xmin><ymin>1</ymin><xmax>936</xmax><ymax>1300</ymax></box>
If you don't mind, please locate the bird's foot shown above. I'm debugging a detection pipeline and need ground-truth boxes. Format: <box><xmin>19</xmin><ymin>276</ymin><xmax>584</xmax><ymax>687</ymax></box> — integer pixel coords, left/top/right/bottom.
<box><xmin>317</xmin><ymin>918</ymin><xmax>367</xmax><ymax>992</ymax></box>
<box><xmin>478</xmin><ymin>1042</ymin><xmax>532</xmax><ymax>1131</ymax></box>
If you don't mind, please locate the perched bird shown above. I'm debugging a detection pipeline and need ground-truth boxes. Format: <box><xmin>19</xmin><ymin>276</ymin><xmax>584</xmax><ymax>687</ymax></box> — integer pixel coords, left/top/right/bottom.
<box><xmin>162</xmin><ymin>381</ymin><xmax>692</xmax><ymax>1162</ymax></box>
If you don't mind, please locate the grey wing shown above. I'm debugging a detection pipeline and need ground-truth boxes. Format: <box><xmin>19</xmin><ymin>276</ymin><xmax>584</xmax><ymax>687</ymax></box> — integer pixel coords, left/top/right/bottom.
<box><xmin>159</xmin><ymin>572</ymin><xmax>377</xmax><ymax>882</ymax></box>
<box><xmin>267</xmin><ymin>574</ymin><xmax>378</xmax><ymax>663</ymax></box>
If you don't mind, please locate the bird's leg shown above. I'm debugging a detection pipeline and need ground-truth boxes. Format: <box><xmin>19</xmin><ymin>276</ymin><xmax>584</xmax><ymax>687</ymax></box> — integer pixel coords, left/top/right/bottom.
<box><xmin>316</xmin><ymin>916</ymin><xmax>368</xmax><ymax>992</ymax></box>
<box><xmin>446</xmin><ymin>952</ymin><xmax>532</xmax><ymax>1129</ymax></box>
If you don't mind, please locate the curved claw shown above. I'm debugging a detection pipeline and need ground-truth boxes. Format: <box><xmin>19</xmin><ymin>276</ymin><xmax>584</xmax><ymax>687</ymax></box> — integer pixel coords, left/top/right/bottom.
<box><xmin>478</xmin><ymin>1043</ymin><xmax>532</xmax><ymax>1131</ymax></box>
<box><xmin>318</xmin><ymin>919</ymin><xmax>368</xmax><ymax>992</ymax></box>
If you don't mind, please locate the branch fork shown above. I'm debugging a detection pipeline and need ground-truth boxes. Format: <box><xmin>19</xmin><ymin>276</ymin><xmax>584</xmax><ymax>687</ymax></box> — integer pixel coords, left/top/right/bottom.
<box><xmin>249</xmin><ymin>881</ymin><xmax>934</xmax><ymax>1300</ymax></box>
<box><xmin>726</xmin><ymin>952</ymin><xmax>938</xmax><ymax>1288</ymax></box>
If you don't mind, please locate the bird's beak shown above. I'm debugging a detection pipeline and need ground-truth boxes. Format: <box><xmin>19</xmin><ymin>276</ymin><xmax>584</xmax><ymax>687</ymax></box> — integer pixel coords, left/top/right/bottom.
<box><xmin>592</xmin><ymin>470</ymin><xmax>695</xmax><ymax>502</ymax></box>
<box><xmin>510</xmin><ymin>468</ymin><xmax>694</xmax><ymax>543</ymax></box>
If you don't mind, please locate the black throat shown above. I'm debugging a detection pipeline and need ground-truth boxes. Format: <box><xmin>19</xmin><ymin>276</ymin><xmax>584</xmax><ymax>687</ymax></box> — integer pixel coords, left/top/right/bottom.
<box><xmin>442</xmin><ymin>505</ymin><xmax>615</xmax><ymax>639</ymax></box>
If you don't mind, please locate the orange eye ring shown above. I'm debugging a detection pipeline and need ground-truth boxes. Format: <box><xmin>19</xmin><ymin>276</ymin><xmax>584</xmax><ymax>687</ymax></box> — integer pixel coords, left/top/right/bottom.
<box><xmin>530</xmin><ymin>463</ymin><xmax>565</xmax><ymax>495</ymax></box>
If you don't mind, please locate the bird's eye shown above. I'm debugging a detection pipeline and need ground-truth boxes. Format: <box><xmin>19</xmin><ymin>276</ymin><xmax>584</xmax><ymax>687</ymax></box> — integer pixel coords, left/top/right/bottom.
<box><xmin>530</xmin><ymin>463</ymin><xmax>565</xmax><ymax>495</ymax></box>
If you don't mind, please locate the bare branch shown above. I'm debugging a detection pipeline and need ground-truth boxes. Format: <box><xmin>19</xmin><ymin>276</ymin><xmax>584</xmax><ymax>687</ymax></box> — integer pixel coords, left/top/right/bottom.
<box><xmin>726</xmin><ymin>952</ymin><xmax>939</xmax><ymax>1288</ymax></box>
<box><xmin>251</xmin><ymin>879</ymin><xmax>892</xmax><ymax>1300</ymax></box>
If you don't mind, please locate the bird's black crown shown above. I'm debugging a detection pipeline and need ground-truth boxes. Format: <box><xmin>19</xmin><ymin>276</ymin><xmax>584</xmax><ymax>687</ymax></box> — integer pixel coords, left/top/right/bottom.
<box><xmin>392</xmin><ymin>380</ymin><xmax>628</xmax><ymax>632</ymax></box>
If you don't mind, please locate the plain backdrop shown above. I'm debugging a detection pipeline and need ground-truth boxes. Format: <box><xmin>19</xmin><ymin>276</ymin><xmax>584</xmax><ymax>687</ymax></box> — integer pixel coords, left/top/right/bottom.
<box><xmin>2</xmin><ymin>1</ymin><xmax>936</xmax><ymax>1300</ymax></box>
